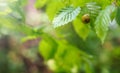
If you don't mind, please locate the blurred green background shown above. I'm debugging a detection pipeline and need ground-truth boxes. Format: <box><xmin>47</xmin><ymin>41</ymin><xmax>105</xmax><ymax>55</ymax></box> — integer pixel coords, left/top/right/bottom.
<box><xmin>0</xmin><ymin>0</ymin><xmax>120</xmax><ymax>73</ymax></box>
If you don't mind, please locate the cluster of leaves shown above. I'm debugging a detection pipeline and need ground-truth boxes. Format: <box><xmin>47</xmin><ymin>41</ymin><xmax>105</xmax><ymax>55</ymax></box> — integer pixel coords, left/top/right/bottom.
<box><xmin>39</xmin><ymin>34</ymin><xmax>95</xmax><ymax>73</ymax></box>
<box><xmin>51</xmin><ymin>0</ymin><xmax>119</xmax><ymax>43</ymax></box>
<box><xmin>35</xmin><ymin>0</ymin><xmax>120</xmax><ymax>43</ymax></box>
<box><xmin>35</xmin><ymin>0</ymin><xmax>120</xmax><ymax>72</ymax></box>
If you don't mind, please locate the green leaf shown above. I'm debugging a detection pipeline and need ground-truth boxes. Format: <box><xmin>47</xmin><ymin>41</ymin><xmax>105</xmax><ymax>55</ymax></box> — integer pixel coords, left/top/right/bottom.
<box><xmin>116</xmin><ymin>7</ymin><xmax>120</xmax><ymax>25</ymax></box>
<box><xmin>83</xmin><ymin>57</ymin><xmax>93</xmax><ymax>73</ymax></box>
<box><xmin>95</xmin><ymin>5</ymin><xmax>115</xmax><ymax>43</ymax></box>
<box><xmin>21</xmin><ymin>36</ymin><xmax>37</xmax><ymax>43</ymax></box>
<box><xmin>86</xmin><ymin>2</ymin><xmax>101</xmax><ymax>18</ymax></box>
<box><xmin>91</xmin><ymin>0</ymin><xmax>112</xmax><ymax>9</ymax></box>
<box><xmin>53</xmin><ymin>6</ymin><xmax>81</xmax><ymax>28</ymax></box>
<box><xmin>54</xmin><ymin>42</ymin><xmax>81</xmax><ymax>72</ymax></box>
<box><xmin>46</xmin><ymin>0</ymin><xmax>65</xmax><ymax>20</ymax></box>
<box><xmin>39</xmin><ymin>35</ymin><xmax>58</xmax><ymax>60</ymax></box>
<box><xmin>73</xmin><ymin>18</ymin><xmax>90</xmax><ymax>40</ymax></box>
<box><xmin>35</xmin><ymin>0</ymin><xmax>48</xmax><ymax>8</ymax></box>
<box><xmin>9</xmin><ymin>1</ymin><xmax>26</xmax><ymax>22</ymax></box>
<box><xmin>71</xmin><ymin>0</ymin><xmax>90</xmax><ymax>7</ymax></box>
<box><xmin>0</xmin><ymin>17</ymin><xmax>15</xmax><ymax>29</ymax></box>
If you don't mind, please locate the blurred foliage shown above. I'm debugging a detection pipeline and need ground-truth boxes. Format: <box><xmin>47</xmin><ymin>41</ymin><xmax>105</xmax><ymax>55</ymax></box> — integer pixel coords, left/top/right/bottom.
<box><xmin>0</xmin><ymin>0</ymin><xmax>120</xmax><ymax>73</ymax></box>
